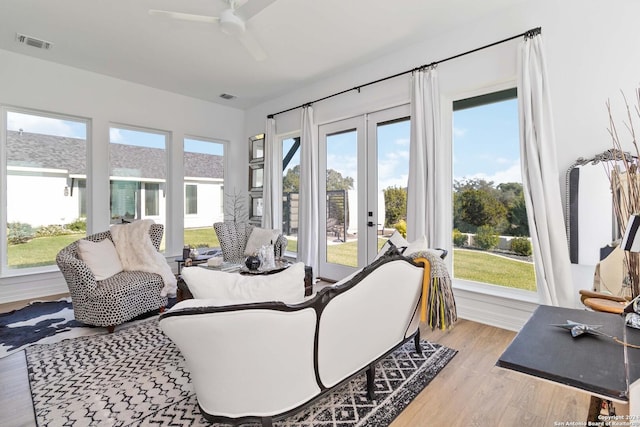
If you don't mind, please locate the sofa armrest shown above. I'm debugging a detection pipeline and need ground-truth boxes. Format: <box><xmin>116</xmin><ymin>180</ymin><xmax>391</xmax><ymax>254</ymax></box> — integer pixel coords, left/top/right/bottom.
<box><xmin>159</xmin><ymin>304</ymin><xmax>320</xmax><ymax>419</ymax></box>
<box><xmin>56</xmin><ymin>249</ymin><xmax>98</xmax><ymax>298</ymax></box>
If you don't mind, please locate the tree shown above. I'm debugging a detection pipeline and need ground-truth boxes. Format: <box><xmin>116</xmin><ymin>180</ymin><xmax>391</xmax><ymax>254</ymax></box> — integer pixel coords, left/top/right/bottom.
<box><xmin>283</xmin><ymin>165</ymin><xmax>300</xmax><ymax>193</ymax></box>
<box><xmin>383</xmin><ymin>186</ymin><xmax>407</xmax><ymax>227</ymax></box>
<box><xmin>458</xmin><ymin>188</ymin><xmax>508</xmax><ymax>231</ymax></box>
<box><xmin>326</xmin><ymin>169</ymin><xmax>353</xmax><ymax>191</ymax></box>
<box><xmin>282</xmin><ymin>166</ymin><xmax>354</xmax><ymax>193</ymax></box>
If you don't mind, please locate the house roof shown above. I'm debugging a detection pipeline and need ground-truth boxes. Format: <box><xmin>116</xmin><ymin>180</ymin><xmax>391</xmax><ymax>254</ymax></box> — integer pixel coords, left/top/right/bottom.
<box><xmin>6</xmin><ymin>130</ymin><xmax>223</xmax><ymax>180</ymax></box>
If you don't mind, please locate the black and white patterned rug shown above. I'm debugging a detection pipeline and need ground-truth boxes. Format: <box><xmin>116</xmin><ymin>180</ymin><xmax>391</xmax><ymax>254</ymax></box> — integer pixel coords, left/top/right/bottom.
<box><xmin>0</xmin><ymin>298</ymin><xmax>105</xmax><ymax>359</ymax></box>
<box><xmin>26</xmin><ymin>318</ymin><xmax>456</xmax><ymax>426</ymax></box>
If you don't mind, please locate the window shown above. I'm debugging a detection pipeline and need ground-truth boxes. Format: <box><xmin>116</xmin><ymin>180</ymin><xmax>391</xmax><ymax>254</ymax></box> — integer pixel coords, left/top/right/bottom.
<box><xmin>183</xmin><ymin>137</ymin><xmax>225</xmax><ymax>249</ymax></box>
<box><xmin>144</xmin><ymin>183</ymin><xmax>160</xmax><ymax>216</ymax></box>
<box><xmin>185</xmin><ymin>184</ymin><xmax>198</xmax><ymax>215</ymax></box>
<box><xmin>452</xmin><ymin>88</ymin><xmax>536</xmax><ymax>292</ymax></box>
<box><xmin>282</xmin><ymin>137</ymin><xmax>300</xmax><ymax>251</ymax></box>
<box><xmin>3</xmin><ymin>108</ymin><xmax>88</xmax><ymax>271</ymax></box>
<box><xmin>109</xmin><ymin>125</ymin><xmax>167</xmax><ymax>224</ymax></box>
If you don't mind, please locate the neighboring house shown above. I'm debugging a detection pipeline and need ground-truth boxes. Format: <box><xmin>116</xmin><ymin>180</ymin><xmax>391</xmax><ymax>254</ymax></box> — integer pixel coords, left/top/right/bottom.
<box><xmin>6</xmin><ymin>130</ymin><xmax>224</xmax><ymax>229</ymax></box>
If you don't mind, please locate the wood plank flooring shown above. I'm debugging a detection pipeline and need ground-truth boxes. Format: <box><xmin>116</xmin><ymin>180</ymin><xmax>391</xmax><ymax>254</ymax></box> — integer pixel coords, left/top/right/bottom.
<box><xmin>0</xmin><ymin>298</ymin><xmax>596</xmax><ymax>427</ymax></box>
<box><xmin>393</xmin><ymin>320</ymin><xmax>593</xmax><ymax>427</ymax></box>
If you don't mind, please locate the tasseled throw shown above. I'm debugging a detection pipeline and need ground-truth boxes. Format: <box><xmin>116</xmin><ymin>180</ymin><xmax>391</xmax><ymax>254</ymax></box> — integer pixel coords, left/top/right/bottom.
<box><xmin>413</xmin><ymin>253</ymin><xmax>457</xmax><ymax>330</ymax></box>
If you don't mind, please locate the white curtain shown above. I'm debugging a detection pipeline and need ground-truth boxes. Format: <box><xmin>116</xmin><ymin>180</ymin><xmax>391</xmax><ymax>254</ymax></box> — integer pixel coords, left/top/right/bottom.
<box><xmin>262</xmin><ymin>117</ymin><xmax>282</xmax><ymax>230</ymax></box>
<box><xmin>298</xmin><ymin>106</ymin><xmax>319</xmax><ymax>270</ymax></box>
<box><xmin>519</xmin><ymin>33</ymin><xmax>573</xmax><ymax>307</ymax></box>
<box><xmin>407</xmin><ymin>67</ymin><xmax>447</xmax><ymax>246</ymax></box>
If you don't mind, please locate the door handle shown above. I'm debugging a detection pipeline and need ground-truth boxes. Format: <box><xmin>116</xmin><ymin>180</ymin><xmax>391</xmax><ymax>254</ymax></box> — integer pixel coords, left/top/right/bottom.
<box><xmin>367</xmin><ymin>221</ymin><xmax>375</xmax><ymax>227</ymax></box>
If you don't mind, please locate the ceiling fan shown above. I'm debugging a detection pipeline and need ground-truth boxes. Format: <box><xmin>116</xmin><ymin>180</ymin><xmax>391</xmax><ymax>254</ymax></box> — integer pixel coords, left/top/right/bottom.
<box><xmin>149</xmin><ymin>0</ymin><xmax>276</xmax><ymax>62</ymax></box>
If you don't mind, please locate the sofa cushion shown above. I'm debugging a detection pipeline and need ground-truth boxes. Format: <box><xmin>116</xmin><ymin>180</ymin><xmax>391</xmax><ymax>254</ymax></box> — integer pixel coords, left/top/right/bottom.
<box><xmin>375</xmin><ymin>230</ymin><xmax>409</xmax><ymax>260</ymax></box>
<box><xmin>180</xmin><ymin>262</ymin><xmax>306</xmax><ymax>303</ymax></box>
<box><xmin>77</xmin><ymin>238</ymin><xmax>123</xmax><ymax>281</ymax></box>
<box><xmin>244</xmin><ymin>227</ymin><xmax>281</xmax><ymax>256</ymax></box>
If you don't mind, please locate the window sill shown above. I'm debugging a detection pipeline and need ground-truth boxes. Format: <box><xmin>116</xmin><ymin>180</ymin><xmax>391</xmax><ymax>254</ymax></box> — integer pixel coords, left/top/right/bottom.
<box><xmin>453</xmin><ymin>278</ymin><xmax>540</xmax><ymax>303</ymax></box>
<box><xmin>452</xmin><ymin>278</ymin><xmax>540</xmax><ymax>331</ymax></box>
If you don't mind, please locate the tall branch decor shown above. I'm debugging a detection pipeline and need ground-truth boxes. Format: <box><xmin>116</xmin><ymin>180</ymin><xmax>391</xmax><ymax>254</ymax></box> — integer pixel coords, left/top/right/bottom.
<box><xmin>605</xmin><ymin>89</ymin><xmax>640</xmax><ymax>298</ymax></box>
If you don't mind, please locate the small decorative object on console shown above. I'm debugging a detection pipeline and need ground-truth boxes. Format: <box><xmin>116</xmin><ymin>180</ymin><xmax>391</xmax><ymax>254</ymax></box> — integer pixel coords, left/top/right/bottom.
<box><xmin>245</xmin><ymin>255</ymin><xmax>261</xmax><ymax>271</ymax></box>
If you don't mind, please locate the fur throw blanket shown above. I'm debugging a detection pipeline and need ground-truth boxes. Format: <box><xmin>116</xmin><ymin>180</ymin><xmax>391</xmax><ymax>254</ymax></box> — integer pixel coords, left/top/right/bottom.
<box><xmin>111</xmin><ymin>220</ymin><xmax>177</xmax><ymax>297</ymax></box>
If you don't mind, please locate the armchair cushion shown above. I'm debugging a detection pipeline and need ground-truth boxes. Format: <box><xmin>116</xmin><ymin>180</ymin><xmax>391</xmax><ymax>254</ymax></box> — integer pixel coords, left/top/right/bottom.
<box><xmin>180</xmin><ymin>262</ymin><xmax>306</xmax><ymax>303</ymax></box>
<box><xmin>244</xmin><ymin>227</ymin><xmax>281</xmax><ymax>256</ymax></box>
<box><xmin>77</xmin><ymin>238</ymin><xmax>123</xmax><ymax>281</ymax></box>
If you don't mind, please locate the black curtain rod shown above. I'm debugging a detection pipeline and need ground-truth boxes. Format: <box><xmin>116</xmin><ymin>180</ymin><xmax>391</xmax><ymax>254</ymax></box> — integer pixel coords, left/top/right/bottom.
<box><xmin>267</xmin><ymin>26</ymin><xmax>541</xmax><ymax>119</ymax></box>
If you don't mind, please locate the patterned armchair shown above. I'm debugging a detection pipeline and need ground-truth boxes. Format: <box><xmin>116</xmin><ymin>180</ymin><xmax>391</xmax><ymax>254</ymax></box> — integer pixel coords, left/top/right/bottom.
<box><xmin>56</xmin><ymin>224</ymin><xmax>168</xmax><ymax>332</ymax></box>
<box><xmin>213</xmin><ymin>222</ymin><xmax>287</xmax><ymax>264</ymax></box>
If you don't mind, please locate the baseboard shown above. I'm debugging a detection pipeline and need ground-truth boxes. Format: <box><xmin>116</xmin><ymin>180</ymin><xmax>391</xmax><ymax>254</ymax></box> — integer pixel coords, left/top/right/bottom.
<box><xmin>0</xmin><ymin>271</ymin><xmax>68</xmax><ymax>305</ymax></box>
<box><xmin>453</xmin><ymin>286</ymin><xmax>539</xmax><ymax>331</ymax></box>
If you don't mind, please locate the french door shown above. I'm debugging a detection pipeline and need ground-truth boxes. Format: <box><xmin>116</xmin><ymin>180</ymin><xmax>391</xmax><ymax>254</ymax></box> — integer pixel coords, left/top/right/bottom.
<box><xmin>318</xmin><ymin>105</ymin><xmax>410</xmax><ymax>281</ymax></box>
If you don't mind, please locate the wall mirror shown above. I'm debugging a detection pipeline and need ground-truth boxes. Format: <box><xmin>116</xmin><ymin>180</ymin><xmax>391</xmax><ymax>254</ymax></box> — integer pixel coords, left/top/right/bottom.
<box><xmin>566</xmin><ymin>149</ymin><xmax>634</xmax><ymax>265</ymax></box>
<box><xmin>249</xmin><ymin>134</ymin><xmax>264</xmax><ymax>162</ymax></box>
<box><xmin>250</xmin><ymin>164</ymin><xmax>264</xmax><ymax>191</ymax></box>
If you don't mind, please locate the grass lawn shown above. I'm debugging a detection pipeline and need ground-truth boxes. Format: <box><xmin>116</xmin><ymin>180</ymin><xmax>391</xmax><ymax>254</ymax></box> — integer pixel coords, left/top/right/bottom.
<box><xmin>183</xmin><ymin>227</ymin><xmax>219</xmax><ymax>249</ymax></box>
<box><xmin>453</xmin><ymin>248</ymin><xmax>536</xmax><ymax>291</ymax></box>
<box><xmin>7</xmin><ymin>231</ymin><xmax>536</xmax><ymax>293</ymax></box>
<box><xmin>8</xmin><ymin>233</ymin><xmax>85</xmax><ymax>269</ymax></box>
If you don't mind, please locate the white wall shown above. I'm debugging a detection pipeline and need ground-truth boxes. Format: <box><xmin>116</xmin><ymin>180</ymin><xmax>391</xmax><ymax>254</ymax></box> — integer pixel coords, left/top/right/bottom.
<box><xmin>244</xmin><ymin>0</ymin><xmax>640</xmax><ymax>330</ymax></box>
<box><xmin>0</xmin><ymin>49</ymin><xmax>245</xmax><ymax>303</ymax></box>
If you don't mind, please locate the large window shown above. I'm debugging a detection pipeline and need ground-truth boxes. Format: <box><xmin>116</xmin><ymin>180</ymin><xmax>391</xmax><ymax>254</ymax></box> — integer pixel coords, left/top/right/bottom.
<box><xmin>183</xmin><ymin>137</ymin><xmax>225</xmax><ymax>249</ymax></box>
<box><xmin>452</xmin><ymin>88</ymin><xmax>536</xmax><ymax>292</ymax></box>
<box><xmin>282</xmin><ymin>136</ymin><xmax>301</xmax><ymax>254</ymax></box>
<box><xmin>109</xmin><ymin>125</ymin><xmax>168</xmax><ymax>225</ymax></box>
<box><xmin>3</xmin><ymin>109</ymin><xmax>88</xmax><ymax>271</ymax></box>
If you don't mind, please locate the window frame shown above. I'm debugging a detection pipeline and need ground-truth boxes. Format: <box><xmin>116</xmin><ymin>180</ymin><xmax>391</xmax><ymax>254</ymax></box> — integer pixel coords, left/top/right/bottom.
<box><xmin>447</xmin><ymin>83</ymin><xmax>539</xmax><ymax>301</ymax></box>
<box><xmin>1</xmin><ymin>105</ymin><xmax>90</xmax><ymax>276</ymax></box>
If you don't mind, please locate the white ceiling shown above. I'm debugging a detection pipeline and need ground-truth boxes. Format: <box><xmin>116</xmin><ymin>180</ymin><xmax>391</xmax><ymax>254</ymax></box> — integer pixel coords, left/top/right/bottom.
<box><xmin>0</xmin><ymin>0</ymin><xmax>523</xmax><ymax>110</ymax></box>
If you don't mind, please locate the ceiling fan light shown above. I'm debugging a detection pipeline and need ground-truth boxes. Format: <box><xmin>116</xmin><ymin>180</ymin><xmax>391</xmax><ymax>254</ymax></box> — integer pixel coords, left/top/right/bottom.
<box><xmin>219</xmin><ymin>9</ymin><xmax>245</xmax><ymax>36</ymax></box>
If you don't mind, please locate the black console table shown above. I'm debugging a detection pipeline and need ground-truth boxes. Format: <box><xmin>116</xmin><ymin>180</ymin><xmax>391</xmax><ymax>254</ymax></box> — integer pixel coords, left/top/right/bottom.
<box><xmin>497</xmin><ymin>305</ymin><xmax>640</xmax><ymax>419</ymax></box>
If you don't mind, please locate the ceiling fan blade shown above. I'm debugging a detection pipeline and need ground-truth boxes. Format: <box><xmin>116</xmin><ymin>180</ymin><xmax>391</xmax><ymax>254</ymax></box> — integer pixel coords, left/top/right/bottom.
<box><xmin>148</xmin><ymin>9</ymin><xmax>219</xmax><ymax>24</ymax></box>
<box><xmin>238</xmin><ymin>31</ymin><xmax>267</xmax><ymax>62</ymax></box>
<box><xmin>235</xmin><ymin>0</ymin><xmax>277</xmax><ymax>21</ymax></box>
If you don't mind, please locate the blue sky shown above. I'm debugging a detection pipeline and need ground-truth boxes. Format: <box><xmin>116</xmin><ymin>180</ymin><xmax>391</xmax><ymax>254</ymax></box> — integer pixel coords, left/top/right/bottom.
<box><xmin>453</xmin><ymin>98</ymin><xmax>521</xmax><ymax>184</ymax></box>
<box><xmin>7</xmin><ymin>112</ymin><xmax>224</xmax><ymax>155</ymax></box>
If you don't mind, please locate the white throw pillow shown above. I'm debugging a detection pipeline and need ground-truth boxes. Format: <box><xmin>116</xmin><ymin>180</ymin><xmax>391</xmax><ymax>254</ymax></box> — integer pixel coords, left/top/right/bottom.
<box><xmin>375</xmin><ymin>230</ymin><xmax>409</xmax><ymax>260</ymax></box>
<box><xmin>244</xmin><ymin>227</ymin><xmax>281</xmax><ymax>256</ymax></box>
<box><xmin>404</xmin><ymin>235</ymin><xmax>442</xmax><ymax>259</ymax></box>
<box><xmin>180</xmin><ymin>262</ymin><xmax>305</xmax><ymax>303</ymax></box>
<box><xmin>77</xmin><ymin>238</ymin><xmax>123</xmax><ymax>281</ymax></box>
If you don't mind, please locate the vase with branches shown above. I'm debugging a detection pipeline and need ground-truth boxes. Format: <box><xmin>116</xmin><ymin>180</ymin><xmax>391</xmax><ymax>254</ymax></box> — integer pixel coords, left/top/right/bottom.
<box><xmin>604</xmin><ymin>88</ymin><xmax>640</xmax><ymax>298</ymax></box>
<box><xmin>224</xmin><ymin>188</ymin><xmax>248</xmax><ymax>224</ymax></box>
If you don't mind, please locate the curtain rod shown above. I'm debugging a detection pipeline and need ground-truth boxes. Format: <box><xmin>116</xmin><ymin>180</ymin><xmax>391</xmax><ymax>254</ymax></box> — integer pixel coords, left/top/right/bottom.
<box><xmin>267</xmin><ymin>26</ymin><xmax>541</xmax><ymax>119</ymax></box>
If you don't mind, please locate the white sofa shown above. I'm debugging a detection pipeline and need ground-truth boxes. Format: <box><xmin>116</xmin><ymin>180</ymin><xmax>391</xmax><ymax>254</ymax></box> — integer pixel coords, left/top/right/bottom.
<box><xmin>159</xmin><ymin>250</ymin><xmax>431</xmax><ymax>426</ymax></box>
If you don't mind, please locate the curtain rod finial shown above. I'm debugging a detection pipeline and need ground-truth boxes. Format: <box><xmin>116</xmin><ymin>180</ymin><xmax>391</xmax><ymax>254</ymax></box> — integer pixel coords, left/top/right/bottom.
<box><xmin>267</xmin><ymin>114</ymin><xmax>274</xmax><ymax>119</ymax></box>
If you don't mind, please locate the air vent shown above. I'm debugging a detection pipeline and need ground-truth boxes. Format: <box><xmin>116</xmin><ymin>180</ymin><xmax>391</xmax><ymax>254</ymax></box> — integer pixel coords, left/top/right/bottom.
<box><xmin>15</xmin><ymin>33</ymin><xmax>53</xmax><ymax>50</ymax></box>
<box><xmin>219</xmin><ymin>93</ymin><xmax>236</xmax><ymax>100</ymax></box>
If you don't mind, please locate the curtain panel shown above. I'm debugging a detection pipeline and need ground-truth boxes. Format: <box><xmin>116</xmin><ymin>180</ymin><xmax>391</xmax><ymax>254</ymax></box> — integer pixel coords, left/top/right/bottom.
<box><xmin>298</xmin><ymin>106</ymin><xmax>319</xmax><ymax>271</ymax></box>
<box><xmin>407</xmin><ymin>67</ymin><xmax>448</xmax><ymax>247</ymax></box>
<box><xmin>518</xmin><ymin>33</ymin><xmax>573</xmax><ymax>307</ymax></box>
<box><xmin>262</xmin><ymin>118</ymin><xmax>282</xmax><ymax>230</ymax></box>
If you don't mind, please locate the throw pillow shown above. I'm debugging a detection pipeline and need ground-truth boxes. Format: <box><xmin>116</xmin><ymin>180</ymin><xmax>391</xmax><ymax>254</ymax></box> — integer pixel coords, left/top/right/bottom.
<box><xmin>77</xmin><ymin>238</ymin><xmax>123</xmax><ymax>281</ymax></box>
<box><xmin>180</xmin><ymin>262</ymin><xmax>305</xmax><ymax>303</ymax></box>
<box><xmin>374</xmin><ymin>230</ymin><xmax>409</xmax><ymax>260</ymax></box>
<box><xmin>244</xmin><ymin>227</ymin><xmax>281</xmax><ymax>256</ymax></box>
<box><xmin>404</xmin><ymin>235</ymin><xmax>444</xmax><ymax>259</ymax></box>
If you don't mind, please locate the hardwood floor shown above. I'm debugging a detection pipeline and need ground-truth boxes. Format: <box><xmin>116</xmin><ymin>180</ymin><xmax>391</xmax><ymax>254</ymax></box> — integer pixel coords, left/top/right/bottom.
<box><xmin>0</xmin><ymin>302</ymin><xmax>595</xmax><ymax>427</ymax></box>
<box><xmin>393</xmin><ymin>320</ymin><xmax>593</xmax><ymax>427</ymax></box>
